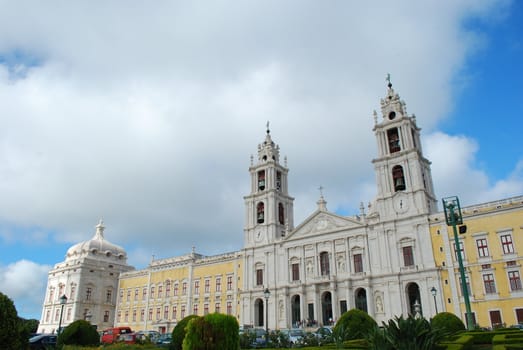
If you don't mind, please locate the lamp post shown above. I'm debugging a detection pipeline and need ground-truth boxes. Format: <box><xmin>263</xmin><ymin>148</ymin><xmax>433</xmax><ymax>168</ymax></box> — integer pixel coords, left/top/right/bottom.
<box><xmin>264</xmin><ymin>288</ymin><xmax>270</xmax><ymax>348</ymax></box>
<box><xmin>57</xmin><ymin>294</ymin><xmax>67</xmax><ymax>334</ymax></box>
<box><xmin>430</xmin><ymin>287</ymin><xmax>438</xmax><ymax>314</ymax></box>
<box><xmin>443</xmin><ymin>196</ymin><xmax>474</xmax><ymax>330</ymax></box>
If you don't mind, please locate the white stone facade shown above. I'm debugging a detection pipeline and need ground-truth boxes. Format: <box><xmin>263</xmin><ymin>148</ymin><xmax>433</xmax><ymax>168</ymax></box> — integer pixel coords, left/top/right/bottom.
<box><xmin>240</xmin><ymin>83</ymin><xmax>442</xmax><ymax>329</ymax></box>
<box><xmin>37</xmin><ymin>221</ymin><xmax>134</xmax><ymax>333</ymax></box>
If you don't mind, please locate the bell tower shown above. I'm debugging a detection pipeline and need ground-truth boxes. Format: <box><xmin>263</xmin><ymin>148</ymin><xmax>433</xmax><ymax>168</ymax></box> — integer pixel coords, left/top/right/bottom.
<box><xmin>372</xmin><ymin>78</ymin><xmax>437</xmax><ymax>219</ymax></box>
<box><xmin>244</xmin><ymin>124</ymin><xmax>294</xmax><ymax>247</ymax></box>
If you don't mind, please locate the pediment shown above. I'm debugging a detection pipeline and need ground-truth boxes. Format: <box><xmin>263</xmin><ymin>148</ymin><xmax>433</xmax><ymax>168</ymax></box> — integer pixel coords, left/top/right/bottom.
<box><xmin>286</xmin><ymin>210</ymin><xmax>364</xmax><ymax>240</ymax></box>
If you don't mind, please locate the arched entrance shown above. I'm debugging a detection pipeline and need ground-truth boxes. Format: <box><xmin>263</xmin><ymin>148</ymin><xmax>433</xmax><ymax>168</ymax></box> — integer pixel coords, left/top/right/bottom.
<box><xmin>321</xmin><ymin>292</ymin><xmax>333</xmax><ymax>325</ymax></box>
<box><xmin>291</xmin><ymin>295</ymin><xmax>301</xmax><ymax>327</ymax></box>
<box><xmin>406</xmin><ymin>282</ymin><xmax>422</xmax><ymax>316</ymax></box>
<box><xmin>355</xmin><ymin>288</ymin><xmax>367</xmax><ymax>313</ymax></box>
<box><xmin>254</xmin><ymin>298</ymin><xmax>264</xmax><ymax>327</ymax></box>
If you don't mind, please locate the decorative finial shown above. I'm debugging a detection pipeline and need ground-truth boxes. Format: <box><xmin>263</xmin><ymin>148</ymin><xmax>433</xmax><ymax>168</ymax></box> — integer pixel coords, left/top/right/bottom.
<box><xmin>319</xmin><ymin>185</ymin><xmax>324</xmax><ymax>198</ymax></box>
<box><xmin>373</xmin><ymin>110</ymin><xmax>378</xmax><ymax>124</ymax></box>
<box><xmin>386</xmin><ymin>73</ymin><xmax>392</xmax><ymax>88</ymax></box>
<box><xmin>95</xmin><ymin>219</ymin><xmax>105</xmax><ymax>239</ymax></box>
<box><xmin>266</xmin><ymin>121</ymin><xmax>270</xmax><ymax>134</ymax></box>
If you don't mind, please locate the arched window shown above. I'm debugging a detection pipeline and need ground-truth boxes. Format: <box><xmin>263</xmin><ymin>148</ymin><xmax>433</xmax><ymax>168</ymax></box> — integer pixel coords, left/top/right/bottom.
<box><xmin>258</xmin><ymin>170</ymin><xmax>266</xmax><ymax>191</ymax></box>
<box><xmin>392</xmin><ymin>165</ymin><xmax>406</xmax><ymax>191</ymax></box>
<box><xmin>320</xmin><ymin>252</ymin><xmax>330</xmax><ymax>276</ymax></box>
<box><xmin>257</xmin><ymin>202</ymin><xmax>265</xmax><ymax>223</ymax></box>
<box><xmin>278</xmin><ymin>203</ymin><xmax>284</xmax><ymax>225</ymax></box>
<box><xmin>387</xmin><ymin>128</ymin><xmax>401</xmax><ymax>153</ymax></box>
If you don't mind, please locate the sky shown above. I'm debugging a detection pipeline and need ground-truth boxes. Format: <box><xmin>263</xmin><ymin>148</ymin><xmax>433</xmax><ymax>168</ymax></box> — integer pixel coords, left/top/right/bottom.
<box><xmin>0</xmin><ymin>0</ymin><xmax>522</xmax><ymax>320</ymax></box>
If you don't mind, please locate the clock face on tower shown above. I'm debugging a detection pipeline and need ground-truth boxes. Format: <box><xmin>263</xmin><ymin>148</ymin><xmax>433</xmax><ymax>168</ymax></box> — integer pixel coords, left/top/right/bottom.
<box><xmin>393</xmin><ymin>193</ymin><xmax>409</xmax><ymax>214</ymax></box>
<box><xmin>255</xmin><ymin>231</ymin><xmax>264</xmax><ymax>242</ymax></box>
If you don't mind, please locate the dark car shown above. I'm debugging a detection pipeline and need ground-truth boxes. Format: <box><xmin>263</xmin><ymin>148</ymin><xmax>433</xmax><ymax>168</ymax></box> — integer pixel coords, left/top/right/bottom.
<box><xmin>29</xmin><ymin>334</ymin><xmax>57</xmax><ymax>350</ymax></box>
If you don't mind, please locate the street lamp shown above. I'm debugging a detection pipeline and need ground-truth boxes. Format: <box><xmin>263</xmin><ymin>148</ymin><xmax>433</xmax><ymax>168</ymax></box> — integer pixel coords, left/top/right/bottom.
<box><xmin>430</xmin><ymin>287</ymin><xmax>438</xmax><ymax>314</ymax></box>
<box><xmin>263</xmin><ymin>288</ymin><xmax>270</xmax><ymax>348</ymax></box>
<box><xmin>58</xmin><ymin>294</ymin><xmax>67</xmax><ymax>334</ymax></box>
<box><xmin>443</xmin><ymin>196</ymin><xmax>474</xmax><ymax>330</ymax></box>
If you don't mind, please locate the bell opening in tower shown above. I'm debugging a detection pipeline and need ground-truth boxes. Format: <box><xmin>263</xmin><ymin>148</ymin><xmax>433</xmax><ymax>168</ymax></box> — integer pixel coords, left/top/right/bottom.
<box><xmin>387</xmin><ymin>128</ymin><xmax>401</xmax><ymax>153</ymax></box>
<box><xmin>258</xmin><ymin>170</ymin><xmax>266</xmax><ymax>191</ymax></box>
<box><xmin>392</xmin><ymin>165</ymin><xmax>406</xmax><ymax>191</ymax></box>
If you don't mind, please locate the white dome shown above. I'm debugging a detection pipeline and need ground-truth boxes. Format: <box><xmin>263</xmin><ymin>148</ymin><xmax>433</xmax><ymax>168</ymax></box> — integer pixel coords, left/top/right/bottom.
<box><xmin>65</xmin><ymin>220</ymin><xmax>127</xmax><ymax>261</ymax></box>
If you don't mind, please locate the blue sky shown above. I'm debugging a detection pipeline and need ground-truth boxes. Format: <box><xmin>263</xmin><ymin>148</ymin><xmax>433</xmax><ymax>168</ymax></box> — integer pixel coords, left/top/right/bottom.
<box><xmin>0</xmin><ymin>1</ymin><xmax>522</xmax><ymax>320</ymax></box>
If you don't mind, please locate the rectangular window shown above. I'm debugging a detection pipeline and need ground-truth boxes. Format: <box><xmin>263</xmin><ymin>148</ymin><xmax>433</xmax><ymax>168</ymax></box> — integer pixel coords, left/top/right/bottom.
<box><xmin>227</xmin><ymin>276</ymin><xmax>233</xmax><ymax>291</ymax></box>
<box><xmin>133</xmin><ymin>309</ymin><xmax>137</xmax><ymax>321</ymax></box>
<box><xmin>87</xmin><ymin>287</ymin><xmax>93</xmax><ymax>301</ymax></box>
<box><xmin>174</xmin><ymin>283</ymin><xmax>178</xmax><ymax>296</ymax></box>
<box><xmin>106</xmin><ymin>289</ymin><xmax>112</xmax><ymax>303</ymax></box>
<box><xmin>402</xmin><ymin>246</ymin><xmax>414</xmax><ymax>266</ymax></box>
<box><xmin>148</xmin><ymin>309</ymin><xmax>153</xmax><ymax>321</ymax></box>
<box><xmin>516</xmin><ymin>308</ymin><xmax>523</xmax><ymax>324</ymax></box>
<box><xmin>454</xmin><ymin>241</ymin><xmax>465</xmax><ymax>261</ymax></box>
<box><xmin>340</xmin><ymin>300</ymin><xmax>348</xmax><ymax>314</ymax></box>
<box><xmin>150</xmin><ymin>286</ymin><xmax>155</xmax><ymax>299</ymax></box>
<box><xmin>501</xmin><ymin>234</ymin><xmax>515</xmax><ymax>254</ymax></box>
<box><xmin>172</xmin><ymin>306</ymin><xmax>177</xmax><ymax>320</ymax></box>
<box><xmin>476</xmin><ymin>238</ymin><xmax>489</xmax><ymax>257</ymax></box>
<box><xmin>490</xmin><ymin>310</ymin><xmax>502</xmax><ymax>328</ymax></box>
<box><xmin>194</xmin><ymin>281</ymin><xmax>199</xmax><ymax>295</ymax></box>
<box><xmin>204</xmin><ymin>304</ymin><xmax>209</xmax><ymax>315</ymax></box>
<box><xmin>142</xmin><ymin>287</ymin><xmax>147</xmax><ymax>300</ymax></box>
<box><xmin>216</xmin><ymin>278</ymin><xmax>222</xmax><ymax>292</ymax></box>
<box><xmin>134</xmin><ymin>289</ymin><xmax>139</xmax><ymax>301</ymax></box>
<box><xmin>509</xmin><ymin>271</ymin><xmax>522</xmax><ymax>291</ymax></box>
<box><xmin>158</xmin><ymin>285</ymin><xmax>163</xmax><ymax>298</ymax></box>
<box><xmin>320</xmin><ymin>252</ymin><xmax>330</xmax><ymax>276</ymax></box>
<box><xmin>256</xmin><ymin>269</ymin><xmax>263</xmax><ymax>286</ymax></box>
<box><xmin>164</xmin><ymin>306</ymin><xmax>169</xmax><ymax>319</ymax></box>
<box><xmin>55</xmin><ymin>309</ymin><xmax>60</xmax><ymax>322</ymax></box>
<box><xmin>227</xmin><ymin>302</ymin><xmax>232</xmax><ymax>315</ymax></box>
<box><xmin>140</xmin><ymin>308</ymin><xmax>145</xmax><ymax>321</ymax></box>
<box><xmin>205</xmin><ymin>279</ymin><xmax>210</xmax><ymax>293</ymax></box>
<box><xmin>193</xmin><ymin>304</ymin><xmax>198</xmax><ymax>315</ymax></box>
<box><xmin>353</xmin><ymin>254</ymin><xmax>363</xmax><ymax>273</ymax></box>
<box><xmin>292</xmin><ymin>263</ymin><xmax>300</xmax><ymax>281</ymax></box>
<box><xmin>66</xmin><ymin>308</ymin><xmax>71</xmax><ymax>321</ymax></box>
<box><xmin>459</xmin><ymin>276</ymin><xmax>471</xmax><ymax>296</ymax></box>
<box><xmin>156</xmin><ymin>307</ymin><xmax>161</xmax><ymax>320</ymax></box>
<box><xmin>70</xmin><ymin>286</ymin><xmax>76</xmax><ymax>301</ymax></box>
<box><xmin>182</xmin><ymin>283</ymin><xmax>187</xmax><ymax>295</ymax></box>
<box><xmin>483</xmin><ymin>274</ymin><xmax>497</xmax><ymax>294</ymax></box>
<box><xmin>104</xmin><ymin>311</ymin><xmax>109</xmax><ymax>323</ymax></box>
<box><xmin>125</xmin><ymin>311</ymin><xmax>129</xmax><ymax>322</ymax></box>
<box><xmin>166</xmin><ymin>282</ymin><xmax>171</xmax><ymax>297</ymax></box>
<box><xmin>181</xmin><ymin>305</ymin><xmax>186</xmax><ymax>319</ymax></box>
<box><xmin>215</xmin><ymin>303</ymin><xmax>220</xmax><ymax>313</ymax></box>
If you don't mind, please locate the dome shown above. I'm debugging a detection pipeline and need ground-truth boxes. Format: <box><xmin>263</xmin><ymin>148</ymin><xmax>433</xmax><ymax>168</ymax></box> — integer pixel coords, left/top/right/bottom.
<box><xmin>65</xmin><ymin>220</ymin><xmax>127</xmax><ymax>261</ymax></box>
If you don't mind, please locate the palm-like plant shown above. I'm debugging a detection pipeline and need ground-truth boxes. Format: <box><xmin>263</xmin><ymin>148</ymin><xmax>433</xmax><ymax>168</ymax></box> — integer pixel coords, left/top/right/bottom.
<box><xmin>366</xmin><ymin>315</ymin><xmax>447</xmax><ymax>350</ymax></box>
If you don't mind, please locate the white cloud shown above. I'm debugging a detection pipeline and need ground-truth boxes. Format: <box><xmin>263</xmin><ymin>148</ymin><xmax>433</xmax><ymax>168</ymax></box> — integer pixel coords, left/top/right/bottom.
<box><xmin>425</xmin><ymin>132</ymin><xmax>523</xmax><ymax>206</ymax></box>
<box><xmin>0</xmin><ymin>260</ymin><xmax>51</xmax><ymax>319</ymax></box>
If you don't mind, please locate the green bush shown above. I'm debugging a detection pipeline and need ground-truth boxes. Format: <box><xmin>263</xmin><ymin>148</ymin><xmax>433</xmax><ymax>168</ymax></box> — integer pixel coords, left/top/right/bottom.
<box><xmin>334</xmin><ymin>308</ymin><xmax>377</xmax><ymax>341</ymax></box>
<box><xmin>431</xmin><ymin>312</ymin><xmax>466</xmax><ymax>335</ymax></box>
<box><xmin>171</xmin><ymin>314</ymin><xmax>199</xmax><ymax>350</ymax></box>
<box><xmin>0</xmin><ymin>292</ymin><xmax>26</xmax><ymax>350</ymax></box>
<box><xmin>58</xmin><ymin>320</ymin><xmax>100</xmax><ymax>348</ymax></box>
<box><xmin>182</xmin><ymin>313</ymin><xmax>239</xmax><ymax>350</ymax></box>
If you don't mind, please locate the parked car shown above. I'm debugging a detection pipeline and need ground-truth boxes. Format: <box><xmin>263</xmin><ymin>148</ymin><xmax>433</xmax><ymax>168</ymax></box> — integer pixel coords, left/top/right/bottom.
<box><xmin>100</xmin><ymin>326</ymin><xmax>133</xmax><ymax>344</ymax></box>
<box><xmin>136</xmin><ymin>330</ymin><xmax>161</xmax><ymax>342</ymax></box>
<box><xmin>281</xmin><ymin>328</ymin><xmax>305</xmax><ymax>346</ymax></box>
<box><xmin>156</xmin><ymin>333</ymin><xmax>173</xmax><ymax>347</ymax></box>
<box><xmin>510</xmin><ymin>324</ymin><xmax>523</xmax><ymax>330</ymax></box>
<box><xmin>314</xmin><ymin>326</ymin><xmax>333</xmax><ymax>344</ymax></box>
<box><xmin>118</xmin><ymin>332</ymin><xmax>138</xmax><ymax>344</ymax></box>
<box><xmin>29</xmin><ymin>334</ymin><xmax>57</xmax><ymax>350</ymax></box>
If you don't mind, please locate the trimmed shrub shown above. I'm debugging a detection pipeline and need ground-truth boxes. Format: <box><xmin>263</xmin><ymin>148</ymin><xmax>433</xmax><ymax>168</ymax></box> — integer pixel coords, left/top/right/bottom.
<box><xmin>431</xmin><ymin>312</ymin><xmax>466</xmax><ymax>335</ymax></box>
<box><xmin>182</xmin><ymin>313</ymin><xmax>239</xmax><ymax>350</ymax></box>
<box><xmin>334</xmin><ymin>308</ymin><xmax>377</xmax><ymax>341</ymax></box>
<box><xmin>58</xmin><ymin>320</ymin><xmax>100</xmax><ymax>347</ymax></box>
<box><xmin>171</xmin><ymin>314</ymin><xmax>199</xmax><ymax>350</ymax></box>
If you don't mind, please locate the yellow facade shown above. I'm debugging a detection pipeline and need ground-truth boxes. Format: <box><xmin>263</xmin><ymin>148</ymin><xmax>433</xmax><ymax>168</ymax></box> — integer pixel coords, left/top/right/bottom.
<box><xmin>430</xmin><ymin>195</ymin><xmax>523</xmax><ymax>328</ymax></box>
<box><xmin>115</xmin><ymin>250</ymin><xmax>242</xmax><ymax>333</ymax></box>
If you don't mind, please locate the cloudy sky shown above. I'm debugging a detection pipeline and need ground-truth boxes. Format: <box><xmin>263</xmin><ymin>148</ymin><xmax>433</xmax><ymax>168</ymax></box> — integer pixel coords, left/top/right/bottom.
<box><xmin>0</xmin><ymin>0</ymin><xmax>521</xmax><ymax>320</ymax></box>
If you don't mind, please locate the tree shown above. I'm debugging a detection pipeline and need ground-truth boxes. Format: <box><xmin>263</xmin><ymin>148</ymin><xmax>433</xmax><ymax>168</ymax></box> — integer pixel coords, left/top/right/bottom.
<box><xmin>58</xmin><ymin>320</ymin><xmax>100</xmax><ymax>348</ymax></box>
<box><xmin>182</xmin><ymin>313</ymin><xmax>239</xmax><ymax>350</ymax></box>
<box><xmin>0</xmin><ymin>292</ymin><xmax>25</xmax><ymax>350</ymax></box>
